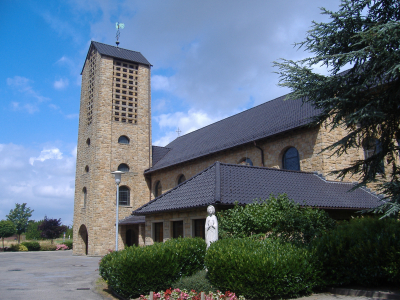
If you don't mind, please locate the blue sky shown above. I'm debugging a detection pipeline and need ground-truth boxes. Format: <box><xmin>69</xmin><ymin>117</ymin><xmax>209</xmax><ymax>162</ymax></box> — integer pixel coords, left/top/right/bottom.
<box><xmin>0</xmin><ymin>0</ymin><xmax>339</xmax><ymax>225</ymax></box>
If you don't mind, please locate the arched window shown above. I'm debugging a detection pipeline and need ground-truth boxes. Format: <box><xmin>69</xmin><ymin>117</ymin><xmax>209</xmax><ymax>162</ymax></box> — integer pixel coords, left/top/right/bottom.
<box><xmin>154</xmin><ymin>181</ymin><xmax>162</xmax><ymax>197</ymax></box>
<box><xmin>118</xmin><ymin>135</ymin><xmax>130</xmax><ymax>144</ymax></box>
<box><xmin>118</xmin><ymin>163</ymin><xmax>130</xmax><ymax>172</ymax></box>
<box><xmin>364</xmin><ymin>138</ymin><xmax>384</xmax><ymax>174</ymax></box>
<box><xmin>177</xmin><ymin>174</ymin><xmax>186</xmax><ymax>185</ymax></box>
<box><xmin>119</xmin><ymin>186</ymin><xmax>130</xmax><ymax>206</ymax></box>
<box><xmin>85</xmin><ymin>165</ymin><xmax>89</xmax><ymax>173</ymax></box>
<box><xmin>86</xmin><ymin>138</ymin><xmax>90</xmax><ymax>146</ymax></box>
<box><xmin>282</xmin><ymin>147</ymin><xmax>300</xmax><ymax>171</ymax></box>
<box><xmin>82</xmin><ymin>187</ymin><xmax>87</xmax><ymax>207</ymax></box>
<box><xmin>239</xmin><ymin>157</ymin><xmax>253</xmax><ymax>166</ymax></box>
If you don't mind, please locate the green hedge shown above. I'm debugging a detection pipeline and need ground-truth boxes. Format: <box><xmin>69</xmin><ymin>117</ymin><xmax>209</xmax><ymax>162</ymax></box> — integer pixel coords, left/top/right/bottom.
<box><xmin>205</xmin><ymin>238</ymin><xmax>320</xmax><ymax>299</ymax></box>
<box><xmin>40</xmin><ymin>244</ymin><xmax>57</xmax><ymax>251</ymax></box>
<box><xmin>172</xmin><ymin>270</ymin><xmax>217</xmax><ymax>294</ymax></box>
<box><xmin>99</xmin><ymin>237</ymin><xmax>206</xmax><ymax>299</ymax></box>
<box><xmin>313</xmin><ymin>217</ymin><xmax>400</xmax><ymax>286</ymax></box>
<box><xmin>21</xmin><ymin>241</ymin><xmax>41</xmax><ymax>251</ymax></box>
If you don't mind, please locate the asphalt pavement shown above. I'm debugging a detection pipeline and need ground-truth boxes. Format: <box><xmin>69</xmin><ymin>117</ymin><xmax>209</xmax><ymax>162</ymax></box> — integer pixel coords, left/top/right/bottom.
<box><xmin>0</xmin><ymin>250</ymin><xmax>108</xmax><ymax>300</ymax></box>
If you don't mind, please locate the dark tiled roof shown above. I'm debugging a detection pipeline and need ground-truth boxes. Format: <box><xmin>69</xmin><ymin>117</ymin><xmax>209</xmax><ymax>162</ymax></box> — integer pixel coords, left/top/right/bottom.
<box><xmin>134</xmin><ymin>162</ymin><xmax>381</xmax><ymax>215</ymax></box>
<box><xmin>119</xmin><ymin>215</ymin><xmax>145</xmax><ymax>225</ymax></box>
<box><xmin>152</xmin><ymin>146</ymin><xmax>171</xmax><ymax>167</ymax></box>
<box><xmin>81</xmin><ymin>41</ymin><xmax>151</xmax><ymax>74</ymax></box>
<box><xmin>148</xmin><ymin>95</ymin><xmax>320</xmax><ymax>173</ymax></box>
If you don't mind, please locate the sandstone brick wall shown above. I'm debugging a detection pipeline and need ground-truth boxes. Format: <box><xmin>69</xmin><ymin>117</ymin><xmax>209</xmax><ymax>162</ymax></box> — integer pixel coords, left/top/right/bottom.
<box><xmin>73</xmin><ymin>48</ymin><xmax>151</xmax><ymax>256</ymax></box>
<box><xmin>150</xmin><ymin>124</ymin><xmax>384</xmax><ymax>199</ymax></box>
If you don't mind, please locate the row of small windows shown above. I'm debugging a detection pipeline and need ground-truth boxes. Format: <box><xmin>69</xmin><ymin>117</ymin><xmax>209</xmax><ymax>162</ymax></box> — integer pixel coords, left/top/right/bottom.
<box><xmin>153</xmin><ymin>219</ymin><xmax>206</xmax><ymax>243</ymax></box>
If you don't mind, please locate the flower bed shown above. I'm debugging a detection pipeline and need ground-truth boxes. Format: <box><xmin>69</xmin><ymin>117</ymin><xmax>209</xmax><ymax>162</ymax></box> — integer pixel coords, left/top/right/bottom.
<box><xmin>140</xmin><ymin>288</ymin><xmax>245</xmax><ymax>300</ymax></box>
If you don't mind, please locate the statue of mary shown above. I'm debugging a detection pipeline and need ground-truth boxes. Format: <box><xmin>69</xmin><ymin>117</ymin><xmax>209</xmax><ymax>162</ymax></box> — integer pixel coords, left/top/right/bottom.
<box><xmin>205</xmin><ymin>205</ymin><xmax>218</xmax><ymax>249</ymax></box>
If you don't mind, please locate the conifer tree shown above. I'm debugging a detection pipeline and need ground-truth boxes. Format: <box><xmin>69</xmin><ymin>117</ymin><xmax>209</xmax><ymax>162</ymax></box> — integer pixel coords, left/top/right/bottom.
<box><xmin>274</xmin><ymin>0</ymin><xmax>400</xmax><ymax>217</ymax></box>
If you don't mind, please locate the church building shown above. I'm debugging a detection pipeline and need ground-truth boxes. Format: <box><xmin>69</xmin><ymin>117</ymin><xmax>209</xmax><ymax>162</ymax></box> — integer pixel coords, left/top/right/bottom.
<box><xmin>73</xmin><ymin>42</ymin><xmax>381</xmax><ymax>256</ymax></box>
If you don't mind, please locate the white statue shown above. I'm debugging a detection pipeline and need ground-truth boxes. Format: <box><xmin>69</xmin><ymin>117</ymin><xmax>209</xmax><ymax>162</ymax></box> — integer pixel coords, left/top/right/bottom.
<box><xmin>205</xmin><ymin>205</ymin><xmax>218</xmax><ymax>249</ymax></box>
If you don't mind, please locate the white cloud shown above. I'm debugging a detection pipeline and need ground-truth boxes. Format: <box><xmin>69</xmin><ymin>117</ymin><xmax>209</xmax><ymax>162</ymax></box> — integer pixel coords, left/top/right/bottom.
<box><xmin>0</xmin><ymin>144</ymin><xmax>76</xmax><ymax>224</ymax></box>
<box><xmin>153</xmin><ymin>109</ymin><xmax>225</xmax><ymax>146</ymax></box>
<box><xmin>11</xmin><ymin>102</ymin><xmax>39</xmax><ymax>114</ymax></box>
<box><xmin>152</xmin><ymin>75</ymin><xmax>171</xmax><ymax>91</ymax></box>
<box><xmin>29</xmin><ymin>148</ymin><xmax>63</xmax><ymax>165</ymax></box>
<box><xmin>54</xmin><ymin>78</ymin><xmax>69</xmax><ymax>90</ymax></box>
<box><xmin>7</xmin><ymin>76</ymin><xmax>50</xmax><ymax>103</ymax></box>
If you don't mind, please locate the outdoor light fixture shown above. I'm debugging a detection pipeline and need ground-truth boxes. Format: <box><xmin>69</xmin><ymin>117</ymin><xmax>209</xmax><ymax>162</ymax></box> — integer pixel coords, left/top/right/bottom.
<box><xmin>111</xmin><ymin>170</ymin><xmax>125</xmax><ymax>251</ymax></box>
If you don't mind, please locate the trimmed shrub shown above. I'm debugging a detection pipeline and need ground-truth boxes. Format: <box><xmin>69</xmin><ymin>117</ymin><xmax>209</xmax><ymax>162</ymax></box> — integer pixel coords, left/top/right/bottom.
<box><xmin>205</xmin><ymin>238</ymin><xmax>320</xmax><ymax>299</ymax></box>
<box><xmin>21</xmin><ymin>241</ymin><xmax>41</xmax><ymax>251</ymax></box>
<box><xmin>99</xmin><ymin>237</ymin><xmax>206</xmax><ymax>299</ymax></box>
<box><xmin>64</xmin><ymin>240</ymin><xmax>73</xmax><ymax>249</ymax></box>
<box><xmin>10</xmin><ymin>244</ymin><xmax>28</xmax><ymax>252</ymax></box>
<box><xmin>40</xmin><ymin>244</ymin><xmax>57</xmax><ymax>251</ymax></box>
<box><xmin>172</xmin><ymin>270</ymin><xmax>217</xmax><ymax>293</ymax></box>
<box><xmin>218</xmin><ymin>194</ymin><xmax>336</xmax><ymax>244</ymax></box>
<box><xmin>313</xmin><ymin>217</ymin><xmax>400</xmax><ymax>286</ymax></box>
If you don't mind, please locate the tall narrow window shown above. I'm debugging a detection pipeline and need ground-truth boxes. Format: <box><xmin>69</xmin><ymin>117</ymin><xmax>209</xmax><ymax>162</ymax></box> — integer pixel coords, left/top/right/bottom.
<box><xmin>82</xmin><ymin>187</ymin><xmax>87</xmax><ymax>207</ymax></box>
<box><xmin>282</xmin><ymin>147</ymin><xmax>300</xmax><ymax>171</ymax></box>
<box><xmin>364</xmin><ymin>138</ymin><xmax>384</xmax><ymax>174</ymax></box>
<box><xmin>154</xmin><ymin>222</ymin><xmax>163</xmax><ymax>242</ymax></box>
<box><xmin>172</xmin><ymin>221</ymin><xmax>184</xmax><ymax>238</ymax></box>
<box><xmin>177</xmin><ymin>174</ymin><xmax>186</xmax><ymax>185</ymax></box>
<box><xmin>154</xmin><ymin>181</ymin><xmax>162</xmax><ymax>197</ymax></box>
<box><xmin>119</xmin><ymin>186</ymin><xmax>130</xmax><ymax>206</ymax></box>
<box><xmin>193</xmin><ymin>219</ymin><xmax>206</xmax><ymax>239</ymax></box>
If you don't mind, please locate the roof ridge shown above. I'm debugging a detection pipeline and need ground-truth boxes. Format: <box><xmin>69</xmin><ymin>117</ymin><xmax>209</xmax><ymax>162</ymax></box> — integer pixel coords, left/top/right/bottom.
<box><xmin>165</xmin><ymin>94</ymin><xmax>292</xmax><ymax>146</ymax></box>
<box><xmin>219</xmin><ymin>162</ymin><xmax>319</xmax><ymax>175</ymax></box>
<box><xmin>92</xmin><ymin>40</ymin><xmax>143</xmax><ymax>54</ymax></box>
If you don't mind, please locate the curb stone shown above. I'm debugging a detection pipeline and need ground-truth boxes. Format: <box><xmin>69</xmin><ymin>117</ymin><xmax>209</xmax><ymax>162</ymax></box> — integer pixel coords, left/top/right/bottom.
<box><xmin>326</xmin><ymin>287</ymin><xmax>400</xmax><ymax>300</ymax></box>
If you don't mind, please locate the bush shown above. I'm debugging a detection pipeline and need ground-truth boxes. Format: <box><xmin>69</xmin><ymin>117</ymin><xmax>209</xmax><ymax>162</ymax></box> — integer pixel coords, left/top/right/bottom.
<box><xmin>10</xmin><ymin>244</ymin><xmax>28</xmax><ymax>252</ymax></box>
<box><xmin>21</xmin><ymin>241</ymin><xmax>41</xmax><ymax>251</ymax></box>
<box><xmin>40</xmin><ymin>244</ymin><xmax>57</xmax><ymax>251</ymax></box>
<box><xmin>172</xmin><ymin>270</ymin><xmax>217</xmax><ymax>293</ymax></box>
<box><xmin>313</xmin><ymin>217</ymin><xmax>400</xmax><ymax>286</ymax></box>
<box><xmin>64</xmin><ymin>240</ymin><xmax>73</xmax><ymax>249</ymax></box>
<box><xmin>218</xmin><ymin>194</ymin><xmax>336</xmax><ymax>244</ymax></box>
<box><xmin>100</xmin><ymin>237</ymin><xmax>206</xmax><ymax>299</ymax></box>
<box><xmin>205</xmin><ymin>238</ymin><xmax>320</xmax><ymax>299</ymax></box>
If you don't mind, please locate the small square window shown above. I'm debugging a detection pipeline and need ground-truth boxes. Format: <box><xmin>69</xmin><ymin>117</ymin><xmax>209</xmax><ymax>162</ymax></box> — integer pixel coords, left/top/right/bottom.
<box><xmin>122</xmin><ymin>102</ymin><xmax>126</xmax><ymax>105</ymax></box>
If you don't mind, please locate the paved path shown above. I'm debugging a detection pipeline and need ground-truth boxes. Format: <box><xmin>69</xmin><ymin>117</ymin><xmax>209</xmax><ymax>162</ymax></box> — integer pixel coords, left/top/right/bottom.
<box><xmin>0</xmin><ymin>250</ymin><xmax>111</xmax><ymax>300</ymax></box>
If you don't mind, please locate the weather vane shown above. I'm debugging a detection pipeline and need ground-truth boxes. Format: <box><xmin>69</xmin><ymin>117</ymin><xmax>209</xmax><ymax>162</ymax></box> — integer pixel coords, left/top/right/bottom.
<box><xmin>115</xmin><ymin>22</ymin><xmax>125</xmax><ymax>47</ymax></box>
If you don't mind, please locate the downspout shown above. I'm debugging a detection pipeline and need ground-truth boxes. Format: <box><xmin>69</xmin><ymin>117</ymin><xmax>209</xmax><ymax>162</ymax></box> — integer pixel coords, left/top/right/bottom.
<box><xmin>254</xmin><ymin>141</ymin><xmax>265</xmax><ymax>167</ymax></box>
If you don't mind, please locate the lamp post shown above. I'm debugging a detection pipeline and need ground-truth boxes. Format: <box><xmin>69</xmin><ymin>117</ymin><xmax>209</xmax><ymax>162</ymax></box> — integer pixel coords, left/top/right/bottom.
<box><xmin>111</xmin><ymin>170</ymin><xmax>124</xmax><ymax>251</ymax></box>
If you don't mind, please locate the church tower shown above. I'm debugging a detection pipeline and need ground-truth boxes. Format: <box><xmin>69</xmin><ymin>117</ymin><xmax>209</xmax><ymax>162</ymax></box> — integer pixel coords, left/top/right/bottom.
<box><xmin>73</xmin><ymin>41</ymin><xmax>152</xmax><ymax>256</ymax></box>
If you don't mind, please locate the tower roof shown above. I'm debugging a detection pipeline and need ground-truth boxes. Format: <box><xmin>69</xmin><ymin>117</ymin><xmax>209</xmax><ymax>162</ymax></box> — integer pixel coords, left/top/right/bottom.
<box><xmin>81</xmin><ymin>41</ymin><xmax>152</xmax><ymax>74</ymax></box>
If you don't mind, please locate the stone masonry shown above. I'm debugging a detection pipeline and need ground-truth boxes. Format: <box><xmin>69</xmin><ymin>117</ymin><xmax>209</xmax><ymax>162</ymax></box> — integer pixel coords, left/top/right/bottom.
<box><xmin>73</xmin><ymin>45</ymin><xmax>151</xmax><ymax>256</ymax></box>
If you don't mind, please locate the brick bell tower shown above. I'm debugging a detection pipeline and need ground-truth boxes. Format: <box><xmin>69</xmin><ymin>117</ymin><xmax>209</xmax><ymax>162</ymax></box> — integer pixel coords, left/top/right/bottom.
<box><xmin>73</xmin><ymin>41</ymin><xmax>152</xmax><ymax>256</ymax></box>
